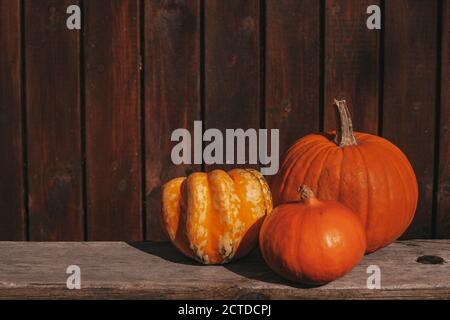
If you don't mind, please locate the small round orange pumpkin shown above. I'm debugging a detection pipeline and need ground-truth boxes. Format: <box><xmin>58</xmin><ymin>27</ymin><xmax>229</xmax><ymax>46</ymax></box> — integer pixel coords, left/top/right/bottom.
<box><xmin>271</xmin><ymin>100</ymin><xmax>418</xmax><ymax>253</ymax></box>
<box><xmin>259</xmin><ymin>185</ymin><xmax>366</xmax><ymax>284</ymax></box>
<box><xmin>162</xmin><ymin>169</ymin><xmax>272</xmax><ymax>264</ymax></box>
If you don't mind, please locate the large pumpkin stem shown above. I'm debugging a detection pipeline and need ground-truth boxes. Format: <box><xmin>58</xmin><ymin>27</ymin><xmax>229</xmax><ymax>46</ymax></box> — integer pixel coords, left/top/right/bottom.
<box><xmin>334</xmin><ymin>99</ymin><xmax>358</xmax><ymax>147</ymax></box>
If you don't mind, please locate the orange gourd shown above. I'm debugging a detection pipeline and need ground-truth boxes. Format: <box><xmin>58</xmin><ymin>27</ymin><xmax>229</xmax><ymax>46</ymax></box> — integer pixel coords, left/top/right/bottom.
<box><xmin>259</xmin><ymin>185</ymin><xmax>366</xmax><ymax>284</ymax></box>
<box><xmin>162</xmin><ymin>169</ymin><xmax>273</xmax><ymax>264</ymax></box>
<box><xmin>271</xmin><ymin>100</ymin><xmax>418</xmax><ymax>253</ymax></box>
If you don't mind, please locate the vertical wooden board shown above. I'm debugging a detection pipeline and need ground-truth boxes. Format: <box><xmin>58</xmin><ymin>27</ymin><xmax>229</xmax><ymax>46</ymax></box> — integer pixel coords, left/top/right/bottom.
<box><xmin>265</xmin><ymin>0</ymin><xmax>321</xmax><ymax>158</ymax></box>
<box><xmin>324</xmin><ymin>0</ymin><xmax>380</xmax><ymax>134</ymax></box>
<box><xmin>0</xmin><ymin>0</ymin><xmax>25</xmax><ymax>240</ymax></box>
<box><xmin>25</xmin><ymin>0</ymin><xmax>83</xmax><ymax>240</ymax></box>
<box><xmin>324</xmin><ymin>0</ymin><xmax>380</xmax><ymax>133</ymax></box>
<box><xmin>437</xmin><ymin>0</ymin><xmax>450</xmax><ymax>238</ymax></box>
<box><xmin>85</xmin><ymin>0</ymin><xmax>142</xmax><ymax>240</ymax></box>
<box><xmin>145</xmin><ymin>0</ymin><xmax>200</xmax><ymax>240</ymax></box>
<box><xmin>204</xmin><ymin>0</ymin><xmax>260</xmax><ymax>172</ymax></box>
<box><xmin>383</xmin><ymin>0</ymin><xmax>437</xmax><ymax>238</ymax></box>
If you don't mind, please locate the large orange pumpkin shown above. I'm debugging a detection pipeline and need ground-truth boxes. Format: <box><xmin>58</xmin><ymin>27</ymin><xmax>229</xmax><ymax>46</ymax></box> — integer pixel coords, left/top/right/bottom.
<box><xmin>259</xmin><ymin>185</ymin><xmax>366</xmax><ymax>284</ymax></box>
<box><xmin>271</xmin><ymin>100</ymin><xmax>418</xmax><ymax>253</ymax></box>
<box><xmin>162</xmin><ymin>169</ymin><xmax>272</xmax><ymax>264</ymax></box>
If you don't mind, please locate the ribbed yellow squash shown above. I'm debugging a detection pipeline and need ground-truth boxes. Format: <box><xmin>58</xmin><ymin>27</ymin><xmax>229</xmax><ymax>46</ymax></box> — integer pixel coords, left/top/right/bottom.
<box><xmin>162</xmin><ymin>169</ymin><xmax>272</xmax><ymax>264</ymax></box>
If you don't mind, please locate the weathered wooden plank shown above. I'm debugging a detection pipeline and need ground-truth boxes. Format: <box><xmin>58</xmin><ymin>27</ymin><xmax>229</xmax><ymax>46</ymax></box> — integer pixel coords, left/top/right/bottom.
<box><xmin>204</xmin><ymin>0</ymin><xmax>260</xmax><ymax>171</ymax></box>
<box><xmin>436</xmin><ymin>0</ymin><xmax>450</xmax><ymax>237</ymax></box>
<box><xmin>85</xmin><ymin>0</ymin><xmax>142</xmax><ymax>240</ymax></box>
<box><xmin>383</xmin><ymin>0</ymin><xmax>438</xmax><ymax>238</ymax></box>
<box><xmin>324</xmin><ymin>0</ymin><xmax>380</xmax><ymax>134</ymax></box>
<box><xmin>144</xmin><ymin>0</ymin><xmax>201</xmax><ymax>241</ymax></box>
<box><xmin>265</xmin><ymin>0</ymin><xmax>321</xmax><ymax>158</ymax></box>
<box><xmin>25</xmin><ymin>0</ymin><xmax>83</xmax><ymax>240</ymax></box>
<box><xmin>0</xmin><ymin>240</ymin><xmax>448</xmax><ymax>299</ymax></box>
<box><xmin>0</xmin><ymin>0</ymin><xmax>25</xmax><ymax>240</ymax></box>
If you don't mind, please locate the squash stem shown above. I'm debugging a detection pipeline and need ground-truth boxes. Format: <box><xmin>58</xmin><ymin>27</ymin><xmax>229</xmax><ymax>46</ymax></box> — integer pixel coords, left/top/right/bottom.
<box><xmin>334</xmin><ymin>99</ymin><xmax>358</xmax><ymax>147</ymax></box>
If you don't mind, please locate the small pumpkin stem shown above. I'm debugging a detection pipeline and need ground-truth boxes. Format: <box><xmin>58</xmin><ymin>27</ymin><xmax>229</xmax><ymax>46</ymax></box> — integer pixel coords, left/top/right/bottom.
<box><xmin>298</xmin><ymin>185</ymin><xmax>315</xmax><ymax>201</ymax></box>
<box><xmin>334</xmin><ymin>99</ymin><xmax>358</xmax><ymax>147</ymax></box>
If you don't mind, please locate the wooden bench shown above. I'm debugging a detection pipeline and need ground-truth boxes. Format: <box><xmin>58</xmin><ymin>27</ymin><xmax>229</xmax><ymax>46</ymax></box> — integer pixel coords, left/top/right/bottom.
<box><xmin>0</xmin><ymin>240</ymin><xmax>449</xmax><ymax>299</ymax></box>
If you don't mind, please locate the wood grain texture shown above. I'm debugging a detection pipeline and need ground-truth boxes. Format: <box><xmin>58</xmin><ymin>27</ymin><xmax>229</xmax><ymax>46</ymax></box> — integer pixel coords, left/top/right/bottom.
<box><xmin>383</xmin><ymin>0</ymin><xmax>438</xmax><ymax>238</ymax></box>
<box><xmin>144</xmin><ymin>0</ymin><xmax>201</xmax><ymax>241</ymax></box>
<box><xmin>25</xmin><ymin>0</ymin><xmax>83</xmax><ymax>240</ymax></box>
<box><xmin>437</xmin><ymin>0</ymin><xmax>450</xmax><ymax>237</ymax></box>
<box><xmin>204</xmin><ymin>0</ymin><xmax>260</xmax><ymax>171</ymax></box>
<box><xmin>0</xmin><ymin>0</ymin><xmax>25</xmax><ymax>240</ymax></box>
<box><xmin>0</xmin><ymin>240</ymin><xmax>449</xmax><ymax>299</ymax></box>
<box><xmin>85</xmin><ymin>0</ymin><xmax>142</xmax><ymax>240</ymax></box>
<box><xmin>0</xmin><ymin>1</ymin><xmax>448</xmax><ymax>241</ymax></box>
<box><xmin>324</xmin><ymin>0</ymin><xmax>380</xmax><ymax>133</ymax></box>
<box><xmin>265</xmin><ymin>0</ymin><xmax>321</xmax><ymax>157</ymax></box>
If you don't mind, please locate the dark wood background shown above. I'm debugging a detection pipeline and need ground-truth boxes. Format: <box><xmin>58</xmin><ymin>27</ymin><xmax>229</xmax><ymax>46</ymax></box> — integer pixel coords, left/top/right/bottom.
<box><xmin>0</xmin><ymin>0</ymin><xmax>448</xmax><ymax>241</ymax></box>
